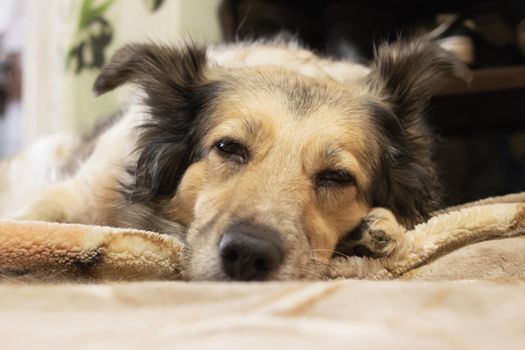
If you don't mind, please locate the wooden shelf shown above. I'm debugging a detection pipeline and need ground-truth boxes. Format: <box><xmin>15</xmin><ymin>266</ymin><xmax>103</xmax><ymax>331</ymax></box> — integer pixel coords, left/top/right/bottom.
<box><xmin>431</xmin><ymin>65</ymin><xmax>525</xmax><ymax>134</ymax></box>
<box><xmin>439</xmin><ymin>65</ymin><xmax>525</xmax><ymax>96</ymax></box>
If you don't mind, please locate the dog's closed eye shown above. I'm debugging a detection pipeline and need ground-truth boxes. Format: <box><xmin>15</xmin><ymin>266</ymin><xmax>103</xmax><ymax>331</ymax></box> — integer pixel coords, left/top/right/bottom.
<box><xmin>215</xmin><ymin>138</ymin><xmax>250</xmax><ymax>164</ymax></box>
<box><xmin>316</xmin><ymin>170</ymin><xmax>356</xmax><ymax>188</ymax></box>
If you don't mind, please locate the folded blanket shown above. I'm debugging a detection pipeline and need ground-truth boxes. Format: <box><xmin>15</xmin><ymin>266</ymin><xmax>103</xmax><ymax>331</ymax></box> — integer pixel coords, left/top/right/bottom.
<box><xmin>1</xmin><ymin>193</ymin><xmax>524</xmax><ymax>282</ymax></box>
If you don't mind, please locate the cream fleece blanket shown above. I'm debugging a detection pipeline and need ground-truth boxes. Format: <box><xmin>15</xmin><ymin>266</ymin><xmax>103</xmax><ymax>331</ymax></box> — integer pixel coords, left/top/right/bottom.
<box><xmin>2</xmin><ymin>280</ymin><xmax>525</xmax><ymax>350</ymax></box>
<box><xmin>2</xmin><ymin>194</ymin><xmax>525</xmax><ymax>350</ymax></box>
<box><xmin>1</xmin><ymin>192</ymin><xmax>524</xmax><ymax>282</ymax></box>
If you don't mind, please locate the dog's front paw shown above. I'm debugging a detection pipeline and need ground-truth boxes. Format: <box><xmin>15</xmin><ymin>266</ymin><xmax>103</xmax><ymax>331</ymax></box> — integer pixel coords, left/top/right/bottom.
<box><xmin>336</xmin><ymin>208</ymin><xmax>406</xmax><ymax>258</ymax></box>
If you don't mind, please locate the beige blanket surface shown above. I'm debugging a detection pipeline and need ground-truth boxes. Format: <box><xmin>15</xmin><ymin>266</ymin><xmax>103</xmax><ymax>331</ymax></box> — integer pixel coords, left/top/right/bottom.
<box><xmin>1</xmin><ymin>193</ymin><xmax>525</xmax><ymax>349</ymax></box>
<box><xmin>2</xmin><ymin>280</ymin><xmax>525</xmax><ymax>349</ymax></box>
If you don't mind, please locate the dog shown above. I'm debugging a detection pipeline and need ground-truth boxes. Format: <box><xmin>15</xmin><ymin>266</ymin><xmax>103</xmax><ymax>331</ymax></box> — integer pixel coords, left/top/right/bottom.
<box><xmin>1</xmin><ymin>37</ymin><xmax>470</xmax><ymax>281</ymax></box>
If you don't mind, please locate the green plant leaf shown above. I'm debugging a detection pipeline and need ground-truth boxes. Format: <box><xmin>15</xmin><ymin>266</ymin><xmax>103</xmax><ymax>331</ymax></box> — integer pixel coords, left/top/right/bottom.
<box><xmin>78</xmin><ymin>0</ymin><xmax>114</xmax><ymax>30</ymax></box>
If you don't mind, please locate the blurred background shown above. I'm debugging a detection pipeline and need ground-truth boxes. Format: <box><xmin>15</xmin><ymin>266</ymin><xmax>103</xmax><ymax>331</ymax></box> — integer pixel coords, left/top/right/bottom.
<box><xmin>0</xmin><ymin>0</ymin><xmax>524</xmax><ymax>206</ymax></box>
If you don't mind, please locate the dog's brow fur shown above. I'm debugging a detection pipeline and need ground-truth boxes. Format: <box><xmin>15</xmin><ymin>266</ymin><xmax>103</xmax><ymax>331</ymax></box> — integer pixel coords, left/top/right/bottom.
<box><xmin>223</xmin><ymin>68</ymin><xmax>355</xmax><ymax>119</ymax></box>
<box><xmin>318</xmin><ymin>141</ymin><xmax>343</xmax><ymax>163</ymax></box>
<box><xmin>239</xmin><ymin>115</ymin><xmax>263</xmax><ymax>141</ymax></box>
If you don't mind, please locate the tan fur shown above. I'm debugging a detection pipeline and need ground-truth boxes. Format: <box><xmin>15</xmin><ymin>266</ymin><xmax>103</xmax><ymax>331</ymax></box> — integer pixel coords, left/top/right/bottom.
<box><xmin>1</xmin><ymin>38</ymin><xmax>467</xmax><ymax>280</ymax></box>
<box><xmin>10</xmin><ymin>105</ymin><xmax>144</xmax><ymax>225</ymax></box>
<box><xmin>4</xmin><ymin>67</ymin><xmax>387</xmax><ymax>280</ymax></box>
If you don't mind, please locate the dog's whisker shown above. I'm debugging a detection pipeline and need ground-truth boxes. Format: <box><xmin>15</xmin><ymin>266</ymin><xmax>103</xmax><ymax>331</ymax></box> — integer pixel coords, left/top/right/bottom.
<box><xmin>310</xmin><ymin>249</ymin><xmax>354</xmax><ymax>259</ymax></box>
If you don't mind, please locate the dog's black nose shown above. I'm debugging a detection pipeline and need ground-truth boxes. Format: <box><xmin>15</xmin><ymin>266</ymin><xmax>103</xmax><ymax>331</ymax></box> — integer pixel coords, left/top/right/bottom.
<box><xmin>219</xmin><ymin>226</ymin><xmax>283</xmax><ymax>281</ymax></box>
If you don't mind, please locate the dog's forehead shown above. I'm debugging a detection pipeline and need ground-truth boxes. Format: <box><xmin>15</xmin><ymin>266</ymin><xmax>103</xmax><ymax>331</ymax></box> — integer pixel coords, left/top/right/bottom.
<box><xmin>207</xmin><ymin>67</ymin><xmax>376</xmax><ymax>145</ymax></box>
<box><xmin>217</xmin><ymin>66</ymin><xmax>370</xmax><ymax>110</ymax></box>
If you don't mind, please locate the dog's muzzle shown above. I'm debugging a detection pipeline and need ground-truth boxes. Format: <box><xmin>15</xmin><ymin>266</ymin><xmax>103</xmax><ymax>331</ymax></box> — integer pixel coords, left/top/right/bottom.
<box><xmin>219</xmin><ymin>223</ymin><xmax>283</xmax><ymax>281</ymax></box>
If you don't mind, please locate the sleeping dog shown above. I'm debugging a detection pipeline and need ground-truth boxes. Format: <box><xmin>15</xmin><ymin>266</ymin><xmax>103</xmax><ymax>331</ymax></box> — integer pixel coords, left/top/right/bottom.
<box><xmin>3</xmin><ymin>37</ymin><xmax>469</xmax><ymax>280</ymax></box>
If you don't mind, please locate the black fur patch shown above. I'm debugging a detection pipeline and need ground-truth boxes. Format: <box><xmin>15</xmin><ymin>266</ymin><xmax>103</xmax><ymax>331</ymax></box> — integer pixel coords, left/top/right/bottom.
<box><xmin>365</xmin><ymin>100</ymin><xmax>439</xmax><ymax>226</ymax></box>
<box><xmin>365</xmin><ymin>38</ymin><xmax>471</xmax><ymax>227</ymax></box>
<box><xmin>133</xmin><ymin>81</ymin><xmax>220</xmax><ymax>201</ymax></box>
<box><xmin>345</xmin><ymin>220</ymin><xmax>366</xmax><ymax>241</ymax></box>
<box><xmin>94</xmin><ymin>43</ymin><xmax>218</xmax><ymax>203</ymax></box>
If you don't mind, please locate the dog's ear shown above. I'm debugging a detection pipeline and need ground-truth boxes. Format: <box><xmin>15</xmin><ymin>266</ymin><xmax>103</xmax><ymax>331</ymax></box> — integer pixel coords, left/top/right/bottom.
<box><xmin>367</xmin><ymin>39</ymin><xmax>471</xmax><ymax>226</ymax></box>
<box><xmin>93</xmin><ymin>43</ymin><xmax>207</xmax><ymax>96</ymax></box>
<box><xmin>95</xmin><ymin>43</ymin><xmax>213</xmax><ymax>202</ymax></box>
<box><xmin>368</xmin><ymin>37</ymin><xmax>471</xmax><ymax>126</ymax></box>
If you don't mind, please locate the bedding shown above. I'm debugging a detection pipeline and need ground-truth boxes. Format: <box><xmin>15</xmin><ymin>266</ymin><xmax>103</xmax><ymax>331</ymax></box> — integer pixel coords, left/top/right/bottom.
<box><xmin>1</xmin><ymin>193</ymin><xmax>524</xmax><ymax>349</ymax></box>
<box><xmin>2</xmin><ymin>280</ymin><xmax>525</xmax><ymax>349</ymax></box>
<box><xmin>1</xmin><ymin>192</ymin><xmax>524</xmax><ymax>282</ymax></box>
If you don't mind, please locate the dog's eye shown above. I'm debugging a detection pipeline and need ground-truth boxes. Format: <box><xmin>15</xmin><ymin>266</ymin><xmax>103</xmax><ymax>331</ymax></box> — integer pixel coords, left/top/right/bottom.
<box><xmin>215</xmin><ymin>139</ymin><xmax>249</xmax><ymax>163</ymax></box>
<box><xmin>317</xmin><ymin>170</ymin><xmax>355</xmax><ymax>187</ymax></box>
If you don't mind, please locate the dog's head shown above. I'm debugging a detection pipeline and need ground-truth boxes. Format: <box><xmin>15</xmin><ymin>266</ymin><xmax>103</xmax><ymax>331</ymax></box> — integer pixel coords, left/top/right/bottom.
<box><xmin>94</xmin><ymin>39</ymin><xmax>469</xmax><ymax>280</ymax></box>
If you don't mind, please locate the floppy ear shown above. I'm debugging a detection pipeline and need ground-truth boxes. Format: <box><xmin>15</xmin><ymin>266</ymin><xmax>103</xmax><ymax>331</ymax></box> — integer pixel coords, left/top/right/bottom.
<box><xmin>93</xmin><ymin>43</ymin><xmax>207</xmax><ymax>96</ymax></box>
<box><xmin>94</xmin><ymin>43</ymin><xmax>212</xmax><ymax>202</ymax></box>
<box><xmin>368</xmin><ymin>38</ymin><xmax>471</xmax><ymax>226</ymax></box>
<box><xmin>369</xmin><ymin>37</ymin><xmax>471</xmax><ymax>126</ymax></box>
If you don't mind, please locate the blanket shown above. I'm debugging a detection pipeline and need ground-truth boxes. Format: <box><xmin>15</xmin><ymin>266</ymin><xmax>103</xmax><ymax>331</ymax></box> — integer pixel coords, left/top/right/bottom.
<box><xmin>2</xmin><ymin>193</ymin><xmax>525</xmax><ymax>349</ymax></box>
<box><xmin>2</xmin><ymin>280</ymin><xmax>525</xmax><ymax>350</ymax></box>
<box><xmin>1</xmin><ymin>192</ymin><xmax>524</xmax><ymax>282</ymax></box>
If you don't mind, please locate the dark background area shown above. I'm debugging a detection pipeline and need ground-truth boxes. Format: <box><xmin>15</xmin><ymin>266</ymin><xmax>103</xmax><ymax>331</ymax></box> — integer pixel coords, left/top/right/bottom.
<box><xmin>219</xmin><ymin>0</ymin><xmax>525</xmax><ymax>206</ymax></box>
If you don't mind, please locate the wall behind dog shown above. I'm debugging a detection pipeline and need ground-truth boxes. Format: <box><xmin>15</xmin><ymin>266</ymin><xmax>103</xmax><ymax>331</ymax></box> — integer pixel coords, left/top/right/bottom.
<box><xmin>22</xmin><ymin>0</ymin><xmax>222</xmax><ymax>145</ymax></box>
